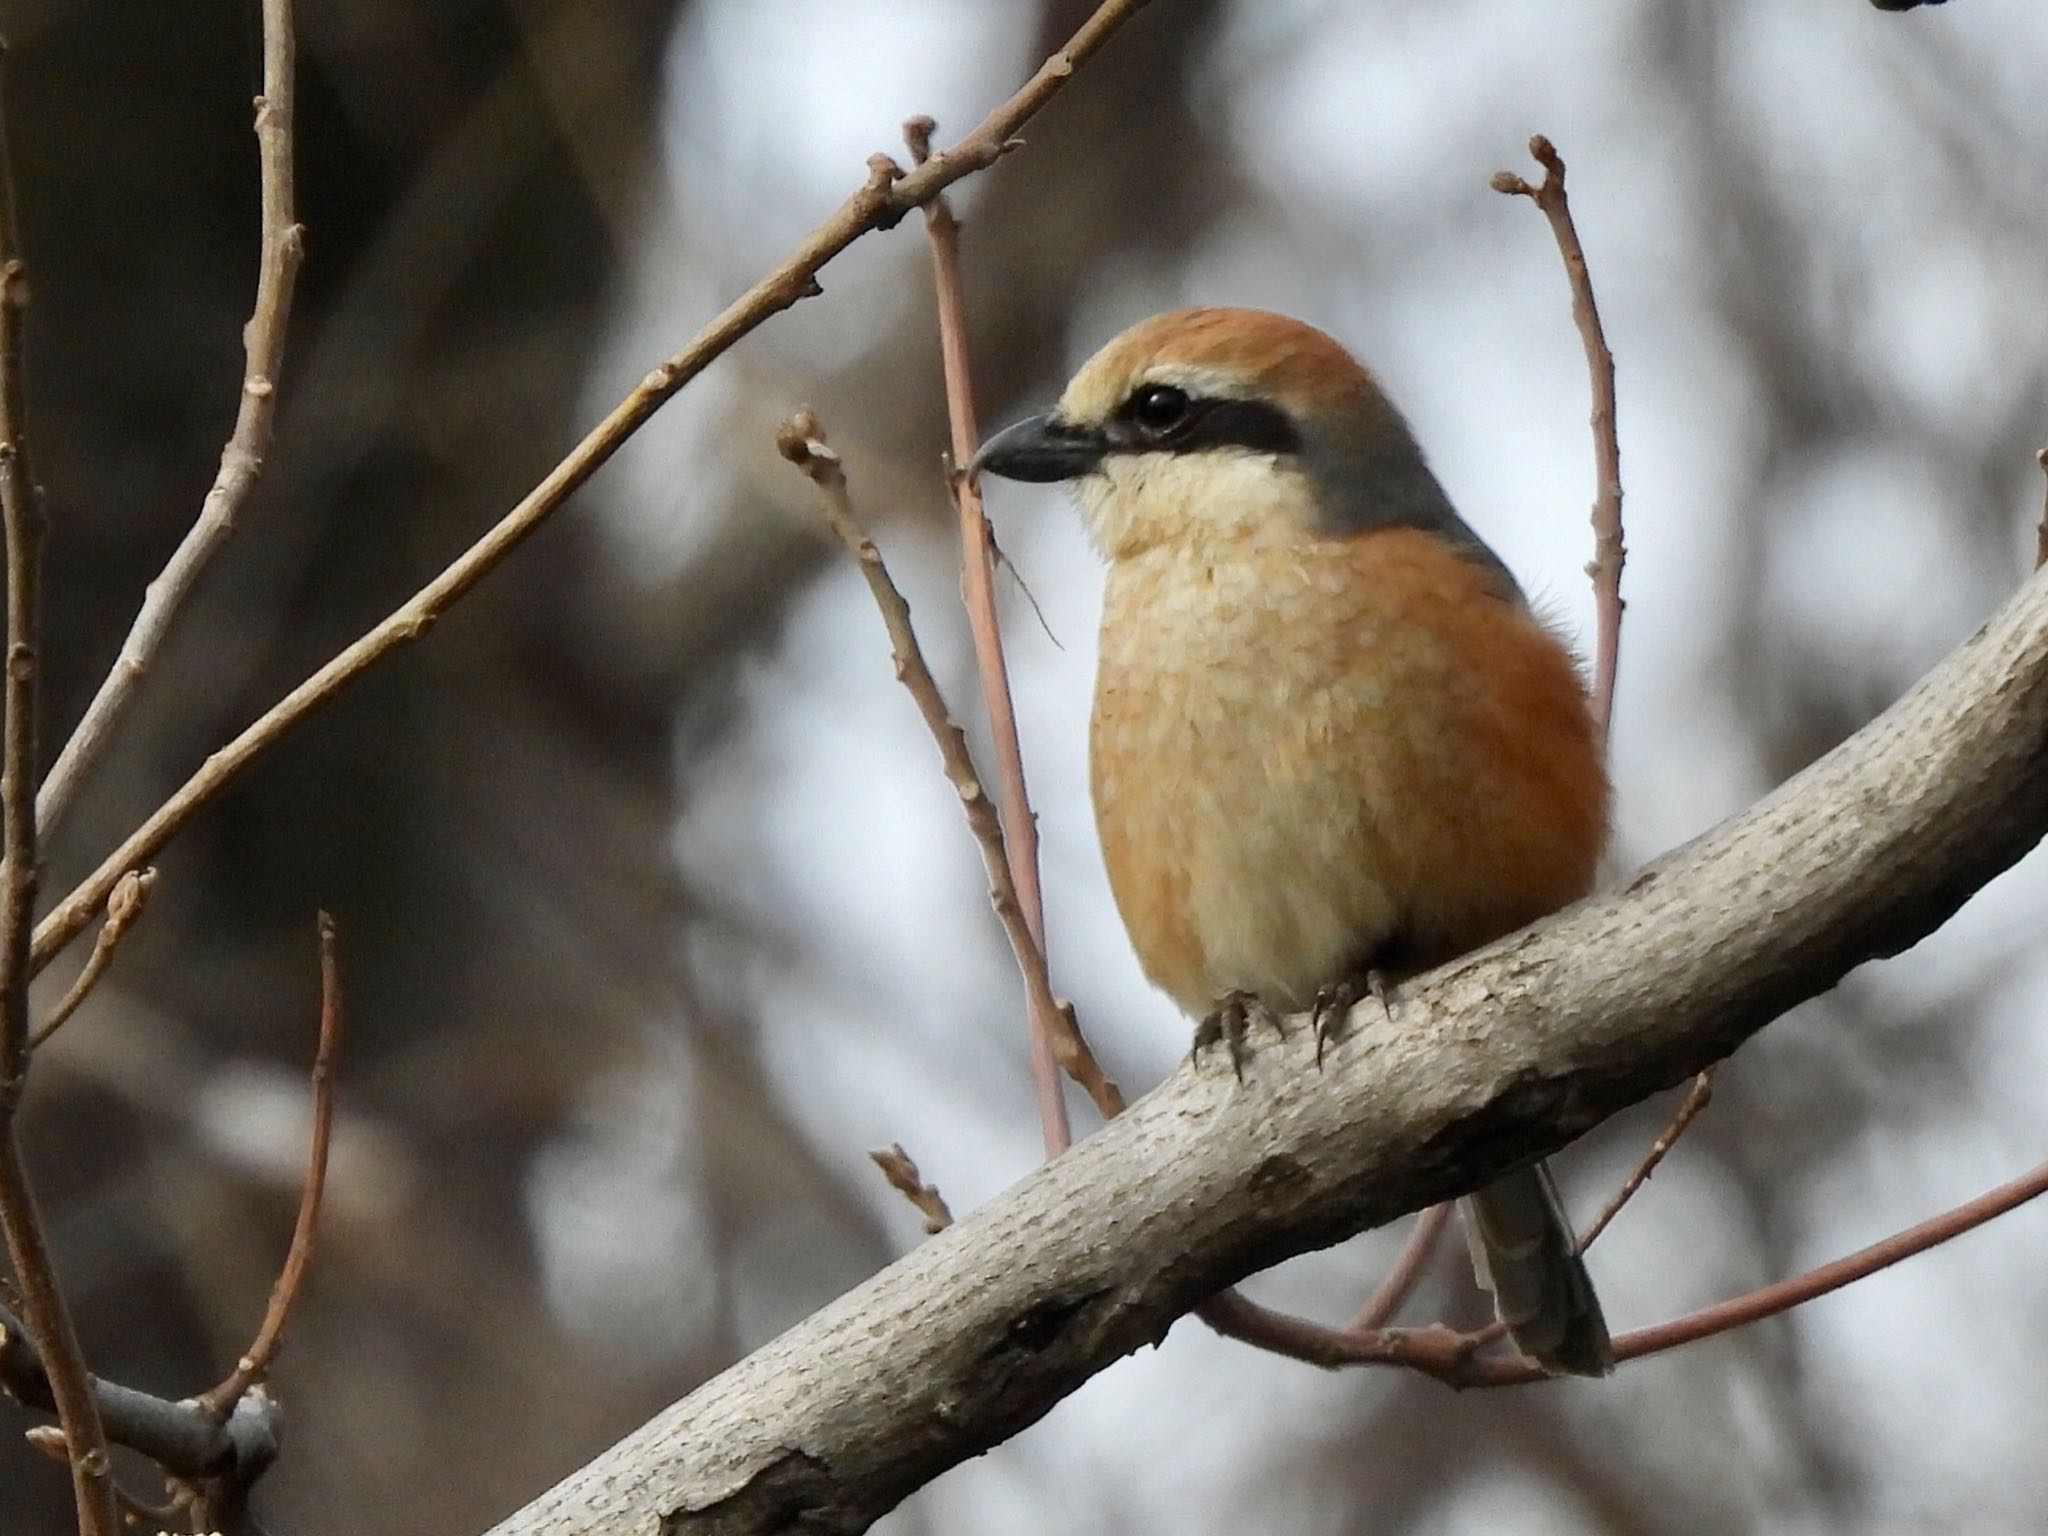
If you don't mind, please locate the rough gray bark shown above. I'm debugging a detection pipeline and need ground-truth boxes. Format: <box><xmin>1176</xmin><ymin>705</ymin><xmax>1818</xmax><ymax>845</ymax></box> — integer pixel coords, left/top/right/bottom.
<box><xmin>487</xmin><ymin>566</ymin><xmax>2048</xmax><ymax>1536</ymax></box>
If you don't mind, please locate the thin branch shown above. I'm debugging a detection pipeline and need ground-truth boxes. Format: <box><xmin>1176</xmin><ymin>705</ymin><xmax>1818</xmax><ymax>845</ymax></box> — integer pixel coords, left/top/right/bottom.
<box><xmin>36</xmin><ymin>0</ymin><xmax>304</xmax><ymax>839</ymax></box>
<box><xmin>30</xmin><ymin>0</ymin><xmax>1156</xmax><ymax>980</ymax></box>
<box><xmin>0</xmin><ymin>42</ymin><xmax>120</xmax><ymax>1536</ymax></box>
<box><xmin>1493</xmin><ymin>135</ymin><xmax>1626</xmax><ymax>740</ymax></box>
<box><xmin>905</xmin><ymin>114</ymin><xmax>1075</xmax><ymax>1156</ymax></box>
<box><xmin>1348</xmin><ymin>1202</ymin><xmax>1455</xmax><ymax>1331</ymax></box>
<box><xmin>869</xmin><ymin>1144</ymin><xmax>954</xmax><ymax>1236</ymax></box>
<box><xmin>29</xmin><ymin>867</ymin><xmax>155</xmax><ymax>1049</ymax></box>
<box><xmin>197</xmin><ymin>912</ymin><xmax>342</xmax><ymax>1421</ymax></box>
<box><xmin>775</xmin><ymin>414</ymin><xmax>1123</xmax><ymax>1124</ymax></box>
<box><xmin>1579</xmin><ymin>1069</ymin><xmax>1714</xmax><ymax>1251</ymax></box>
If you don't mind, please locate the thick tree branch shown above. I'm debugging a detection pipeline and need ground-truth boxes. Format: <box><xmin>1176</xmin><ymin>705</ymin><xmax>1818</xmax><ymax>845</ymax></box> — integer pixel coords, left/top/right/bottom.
<box><xmin>484</xmin><ymin>560</ymin><xmax>2048</xmax><ymax>1536</ymax></box>
<box><xmin>28</xmin><ymin>0</ymin><xmax>1156</xmax><ymax>978</ymax></box>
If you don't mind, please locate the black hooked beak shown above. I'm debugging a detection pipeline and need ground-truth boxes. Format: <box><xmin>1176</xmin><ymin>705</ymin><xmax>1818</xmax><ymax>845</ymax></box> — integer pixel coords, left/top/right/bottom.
<box><xmin>968</xmin><ymin>412</ymin><xmax>1108</xmax><ymax>484</ymax></box>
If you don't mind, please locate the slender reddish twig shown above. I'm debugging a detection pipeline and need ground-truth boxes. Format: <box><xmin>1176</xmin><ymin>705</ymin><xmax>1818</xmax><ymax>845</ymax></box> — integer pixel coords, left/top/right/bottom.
<box><xmin>196</xmin><ymin>912</ymin><xmax>343</xmax><ymax>1421</ymax></box>
<box><xmin>905</xmin><ymin>115</ymin><xmax>1077</xmax><ymax>1155</ymax></box>
<box><xmin>37</xmin><ymin>0</ymin><xmax>303</xmax><ymax>839</ymax></box>
<box><xmin>29</xmin><ymin>0</ymin><xmax>1157</xmax><ymax>979</ymax></box>
<box><xmin>1493</xmin><ymin>135</ymin><xmax>1625</xmax><ymax>740</ymax></box>
<box><xmin>1349</xmin><ymin>1202</ymin><xmax>1455</xmax><ymax>1332</ymax></box>
<box><xmin>0</xmin><ymin>40</ymin><xmax>120</xmax><ymax>1534</ymax></box>
<box><xmin>29</xmin><ymin>868</ymin><xmax>155</xmax><ymax>1050</ymax></box>
<box><xmin>869</xmin><ymin>1143</ymin><xmax>955</xmax><ymax>1235</ymax></box>
<box><xmin>777</xmin><ymin>414</ymin><xmax>1124</xmax><ymax>1125</ymax></box>
<box><xmin>1579</xmin><ymin>1069</ymin><xmax>1715</xmax><ymax>1251</ymax></box>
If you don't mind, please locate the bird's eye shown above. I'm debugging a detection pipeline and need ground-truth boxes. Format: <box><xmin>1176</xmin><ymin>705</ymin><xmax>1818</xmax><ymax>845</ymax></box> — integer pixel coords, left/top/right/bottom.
<box><xmin>1128</xmin><ymin>384</ymin><xmax>1192</xmax><ymax>438</ymax></box>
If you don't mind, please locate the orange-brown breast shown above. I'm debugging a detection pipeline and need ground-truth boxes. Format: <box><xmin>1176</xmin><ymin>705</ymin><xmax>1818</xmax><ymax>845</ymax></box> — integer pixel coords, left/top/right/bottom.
<box><xmin>1091</xmin><ymin>525</ymin><xmax>1607</xmax><ymax>1017</ymax></box>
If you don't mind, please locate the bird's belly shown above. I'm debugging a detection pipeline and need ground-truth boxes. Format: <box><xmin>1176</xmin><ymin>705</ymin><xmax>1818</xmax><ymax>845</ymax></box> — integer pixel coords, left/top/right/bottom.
<box><xmin>1091</xmin><ymin>552</ymin><xmax>1404</xmax><ymax>1015</ymax></box>
<box><xmin>1088</xmin><ymin>536</ymin><xmax>1606</xmax><ymax>1021</ymax></box>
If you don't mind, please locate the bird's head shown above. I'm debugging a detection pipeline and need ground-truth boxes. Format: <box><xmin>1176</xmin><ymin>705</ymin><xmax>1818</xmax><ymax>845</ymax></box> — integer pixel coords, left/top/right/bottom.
<box><xmin>972</xmin><ymin>307</ymin><xmax>1473</xmax><ymax>566</ymax></box>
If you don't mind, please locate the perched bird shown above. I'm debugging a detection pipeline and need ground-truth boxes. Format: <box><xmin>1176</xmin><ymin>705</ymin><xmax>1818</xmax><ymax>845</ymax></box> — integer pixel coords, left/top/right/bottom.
<box><xmin>971</xmin><ymin>308</ymin><xmax>1613</xmax><ymax>1376</ymax></box>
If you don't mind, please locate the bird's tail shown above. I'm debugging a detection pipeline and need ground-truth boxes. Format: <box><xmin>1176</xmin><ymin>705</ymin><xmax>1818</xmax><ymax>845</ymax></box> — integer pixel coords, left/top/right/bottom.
<box><xmin>1463</xmin><ymin>1161</ymin><xmax>1613</xmax><ymax>1377</ymax></box>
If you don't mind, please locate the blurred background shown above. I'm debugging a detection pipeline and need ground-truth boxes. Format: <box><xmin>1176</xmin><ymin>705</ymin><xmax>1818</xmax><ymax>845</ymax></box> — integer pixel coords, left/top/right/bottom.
<box><xmin>3</xmin><ymin>0</ymin><xmax>2047</xmax><ymax>1531</ymax></box>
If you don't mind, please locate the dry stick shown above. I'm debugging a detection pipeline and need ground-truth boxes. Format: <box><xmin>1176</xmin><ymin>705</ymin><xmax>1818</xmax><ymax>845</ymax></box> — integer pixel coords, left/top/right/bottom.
<box><xmin>36</xmin><ymin>0</ymin><xmax>303</xmax><ymax>840</ymax></box>
<box><xmin>868</xmin><ymin>1144</ymin><xmax>954</xmax><ymax>1236</ymax></box>
<box><xmin>30</xmin><ymin>0</ymin><xmax>1154</xmax><ymax>981</ymax></box>
<box><xmin>775</xmin><ymin>413</ymin><xmax>1123</xmax><ymax>1124</ymax></box>
<box><xmin>1579</xmin><ymin>1067</ymin><xmax>1714</xmax><ymax>1252</ymax></box>
<box><xmin>0</xmin><ymin>45</ymin><xmax>121</xmax><ymax>1536</ymax></box>
<box><xmin>905</xmin><ymin>115</ymin><xmax>1077</xmax><ymax>1156</ymax></box>
<box><xmin>1493</xmin><ymin>134</ymin><xmax>1625</xmax><ymax>738</ymax></box>
<box><xmin>1348</xmin><ymin>1201</ymin><xmax>1455</xmax><ymax>1332</ymax></box>
<box><xmin>196</xmin><ymin>911</ymin><xmax>343</xmax><ymax>1421</ymax></box>
<box><xmin>29</xmin><ymin>868</ymin><xmax>155</xmax><ymax>1049</ymax></box>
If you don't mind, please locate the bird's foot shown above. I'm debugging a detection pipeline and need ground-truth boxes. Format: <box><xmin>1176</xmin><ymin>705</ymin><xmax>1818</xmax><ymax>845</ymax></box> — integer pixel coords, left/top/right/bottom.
<box><xmin>1311</xmin><ymin>969</ymin><xmax>1398</xmax><ymax>1067</ymax></box>
<box><xmin>1192</xmin><ymin>990</ymin><xmax>1286</xmax><ymax>1082</ymax></box>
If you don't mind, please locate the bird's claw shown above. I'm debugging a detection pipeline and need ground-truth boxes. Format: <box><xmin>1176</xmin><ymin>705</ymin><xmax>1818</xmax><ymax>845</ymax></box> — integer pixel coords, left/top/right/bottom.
<box><xmin>1192</xmin><ymin>990</ymin><xmax>1285</xmax><ymax>1081</ymax></box>
<box><xmin>1311</xmin><ymin>969</ymin><xmax>1397</xmax><ymax>1067</ymax></box>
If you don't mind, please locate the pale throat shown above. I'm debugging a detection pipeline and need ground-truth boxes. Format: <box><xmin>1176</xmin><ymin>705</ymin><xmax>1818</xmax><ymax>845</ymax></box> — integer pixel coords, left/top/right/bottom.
<box><xmin>1074</xmin><ymin>450</ymin><xmax>1321</xmax><ymax>562</ymax></box>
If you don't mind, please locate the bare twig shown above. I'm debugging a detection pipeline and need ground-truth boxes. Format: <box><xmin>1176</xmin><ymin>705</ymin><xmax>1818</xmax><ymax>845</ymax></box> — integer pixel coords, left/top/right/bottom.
<box><xmin>29</xmin><ymin>867</ymin><xmax>155</xmax><ymax>1049</ymax></box>
<box><xmin>0</xmin><ymin>43</ymin><xmax>120</xmax><ymax>1536</ymax></box>
<box><xmin>1579</xmin><ymin>1069</ymin><xmax>1714</xmax><ymax>1251</ymax></box>
<box><xmin>36</xmin><ymin>0</ymin><xmax>304</xmax><ymax>839</ymax></box>
<box><xmin>869</xmin><ymin>1143</ymin><xmax>954</xmax><ymax>1235</ymax></box>
<box><xmin>1494</xmin><ymin>135</ymin><xmax>1625</xmax><ymax>741</ymax></box>
<box><xmin>905</xmin><ymin>115</ymin><xmax>1080</xmax><ymax>1156</ymax></box>
<box><xmin>1348</xmin><ymin>1201</ymin><xmax>1455</xmax><ymax>1331</ymax></box>
<box><xmin>196</xmin><ymin>912</ymin><xmax>342</xmax><ymax>1421</ymax></box>
<box><xmin>31</xmin><ymin>0</ymin><xmax>1155</xmax><ymax>980</ymax></box>
<box><xmin>776</xmin><ymin>414</ymin><xmax>1124</xmax><ymax>1124</ymax></box>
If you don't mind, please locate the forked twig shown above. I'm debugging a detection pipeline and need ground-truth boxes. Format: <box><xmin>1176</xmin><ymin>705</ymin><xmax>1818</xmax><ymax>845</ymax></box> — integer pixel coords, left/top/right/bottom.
<box><xmin>1348</xmin><ymin>1202</ymin><xmax>1455</xmax><ymax>1332</ymax></box>
<box><xmin>30</xmin><ymin>868</ymin><xmax>156</xmax><ymax>1049</ymax></box>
